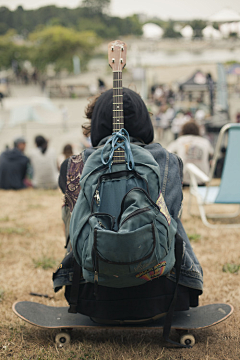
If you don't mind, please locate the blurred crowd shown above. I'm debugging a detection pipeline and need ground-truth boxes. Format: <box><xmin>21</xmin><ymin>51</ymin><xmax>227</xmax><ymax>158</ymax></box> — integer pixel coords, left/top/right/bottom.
<box><xmin>148</xmin><ymin>81</ymin><xmax>228</xmax><ymax>184</ymax></box>
<box><xmin>150</xmin><ymin>83</ymin><xmax>209</xmax><ymax>141</ymax></box>
<box><xmin>0</xmin><ymin>118</ymin><xmax>225</xmax><ymax>191</ymax></box>
<box><xmin>0</xmin><ymin>76</ymin><xmax>231</xmax><ymax>191</ymax></box>
<box><xmin>0</xmin><ymin>134</ymin><xmax>92</xmax><ymax>191</ymax></box>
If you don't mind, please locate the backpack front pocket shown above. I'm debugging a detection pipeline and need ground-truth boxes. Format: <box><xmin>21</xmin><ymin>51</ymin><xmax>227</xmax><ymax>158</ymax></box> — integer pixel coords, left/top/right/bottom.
<box><xmin>82</xmin><ymin>222</ymin><xmax>156</xmax><ymax>271</ymax></box>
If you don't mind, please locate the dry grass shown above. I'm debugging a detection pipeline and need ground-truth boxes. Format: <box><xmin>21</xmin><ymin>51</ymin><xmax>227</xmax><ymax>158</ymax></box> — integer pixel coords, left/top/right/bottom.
<box><xmin>0</xmin><ymin>188</ymin><xmax>240</xmax><ymax>359</ymax></box>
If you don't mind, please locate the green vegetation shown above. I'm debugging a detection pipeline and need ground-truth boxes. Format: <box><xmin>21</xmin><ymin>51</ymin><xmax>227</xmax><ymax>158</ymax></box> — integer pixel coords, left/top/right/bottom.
<box><xmin>81</xmin><ymin>0</ymin><xmax>111</xmax><ymax>15</ymax></box>
<box><xmin>187</xmin><ymin>233</ymin><xmax>201</xmax><ymax>242</ymax></box>
<box><xmin>0</xmin><ymin>30</ymin><xmax>30</xmax><ymax>69</ymax></box>
<box><xmin>189</xmin><ymin>19</ymin><xmax>207</xmax><ymax>38</ymax></box>
<box><xmin>163</xmin><ymin>26</ymin><xmax>182</xmax><ymax>38</ymax></box>
<box><xmin>33</xmin><ymin>256</ymin><xmax>57</xmax><ymax>270</ymax></box>
<box><xmin>0</xmin><ymin>215</ymin><xmax>10</xmax><ymax>222</ymax></box>
<box><xmin>0</xmin><ymin>226</ymin><xmax>27</xmax><ymax>235</ymax></box>
<box><xmin>0</xmin><ymin>3</ymin><xmax>222</xmax><ymax>74</ymax></box>
<box><xmin>222</xmin><ymin>263</ymin><xmax>240</xmax><ymax>274</ymax></box>
<box><xmin>163</xmin><ymin>21</ymin><xmax>182</xmax><ymax>38</ymax></box>
<box><xmin>225</xmin><ymin>60</ymin><xmax>240</xmax><ymax>65</ymax></box>
<box><xmin>29</xmin><ymin>26</ymin><xmax>98</xmax><ymax>72</ymax></box>
<box><xmin>0</xmin><ymin>5</ymin><xmax>142</xmax><ymax>38</ymax></box>
<box><xmin>0</xmin><ymin>3</ymin><xmax>143</xmax><ymax>73</ymax></box>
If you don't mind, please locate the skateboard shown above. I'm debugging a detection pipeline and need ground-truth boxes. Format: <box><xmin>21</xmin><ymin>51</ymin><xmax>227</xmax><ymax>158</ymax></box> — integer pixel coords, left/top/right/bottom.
<box><xmin>12</xmin><ymin>301</ymin><xmax>233</xmax><ymax>347</ymax></box>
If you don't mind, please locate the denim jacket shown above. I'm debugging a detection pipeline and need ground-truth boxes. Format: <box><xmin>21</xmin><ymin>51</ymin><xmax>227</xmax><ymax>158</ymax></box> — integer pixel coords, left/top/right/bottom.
<box><xmin>54</xmin><ymin>139</ymin><xmax>203</xmax><ymax>292</ymax></box>
<box><xmin>142</xmin><ymin>142</ymin><xmax>203</xmax><ymax>291</ymax></box>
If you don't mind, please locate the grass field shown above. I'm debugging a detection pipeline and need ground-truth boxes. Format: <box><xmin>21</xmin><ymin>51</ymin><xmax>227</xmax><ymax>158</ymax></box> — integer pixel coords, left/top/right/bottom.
<box><xmin>0</xmin><ymin>188</ymin><xmax>239</xmax><ymax>359</ymax></box>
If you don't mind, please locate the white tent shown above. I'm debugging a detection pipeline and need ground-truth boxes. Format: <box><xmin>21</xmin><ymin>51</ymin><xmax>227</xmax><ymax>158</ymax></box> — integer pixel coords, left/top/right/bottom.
<box><xmin>180</xmin><ymin>25</ymin><xmax>193</xmax><ymax>39</ymax></box>
<box><xmin>229</xmin><ymin>21</ymin><xmax>240</xmax><ymax>34</ymax></box>
<box><xmin>208</xmin><ymin>8</ymin><xmax>240</xmax><ymax>22</ymax></box>
<box><xmin>202</xmin><ymin>25</ymin><xmax>222</xmax><ymax>39</ymax></box>
<box><xmin>220</xmin><ymin>23</ymin><xmax>231</xmax><ymax>37</ymax></box>
<box><xmin>142</xmin><ymin>23</ymin><xmax>164</xmax><ymax>39</ymax></box>
<box><xmin>219</xmin><ymin>22</ymin><xmax>240</xmax><ymax>37</ymax></box>
<box><xmin>212</xmin><ymin>29</ymin><xmax>222</xmax><ymax>39</ymax></box>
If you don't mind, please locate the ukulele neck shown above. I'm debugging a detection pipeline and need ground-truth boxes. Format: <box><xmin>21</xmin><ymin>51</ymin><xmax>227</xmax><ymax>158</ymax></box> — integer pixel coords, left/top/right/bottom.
<box><xmin>113</xmin><ymin>71</ymin><xmax>124</xmax><ymax>132</ymax></box>
<box><xmin>112</xmin><ymin>71</ymin><xmax>125</xmax><ymax>164</ymax></box>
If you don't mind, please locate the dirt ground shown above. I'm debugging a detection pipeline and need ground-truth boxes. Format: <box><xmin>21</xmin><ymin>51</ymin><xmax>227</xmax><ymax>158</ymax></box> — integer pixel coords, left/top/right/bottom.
<box><xmin>0</xmin><ymin>187</ymin><xmax>239</xmax><ymax>359</ymax></box>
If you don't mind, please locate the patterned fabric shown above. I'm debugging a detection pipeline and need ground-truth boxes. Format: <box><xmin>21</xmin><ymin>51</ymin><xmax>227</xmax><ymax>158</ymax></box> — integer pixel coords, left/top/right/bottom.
<box><xmin>64</xmin><ymin>154</ymin><xmax>84</xmax><ymax>212</ymax></box>
<box><xmin>156</xmin><ymin>191</ymin><xmax>171</xmax><ymax>225</ymax></box>
<box><xmin>136</xmin><ymin>262</ymin><xmax>166</xmax><ymax>281</ymax></box>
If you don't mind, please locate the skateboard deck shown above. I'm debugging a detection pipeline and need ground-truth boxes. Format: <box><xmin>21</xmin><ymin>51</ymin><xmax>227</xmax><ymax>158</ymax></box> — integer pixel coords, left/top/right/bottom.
<box><xmin>12</xmin><ymin>301</ymin><xmax>233</xmax><ymax>347</ymax></box>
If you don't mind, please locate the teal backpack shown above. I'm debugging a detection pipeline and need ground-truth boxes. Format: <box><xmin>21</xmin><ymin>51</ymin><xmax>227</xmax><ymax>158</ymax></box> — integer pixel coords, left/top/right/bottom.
<box><xmin>70</xmin><ymin>129</ymin><xmax>178</xmax><ymax>290</ymax></box>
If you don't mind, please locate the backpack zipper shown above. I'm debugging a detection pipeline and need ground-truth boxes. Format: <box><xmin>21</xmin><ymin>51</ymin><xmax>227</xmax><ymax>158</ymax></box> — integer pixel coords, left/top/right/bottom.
<box><xmin>90</xmin><ymin>170</ymin><xmax>150</xmax><ymax>212</ymax></box>
<box><xmin>98</xmin><ymin>221</ymin><xmax>105</xmax><ymax>229</ymax></box>
<box><xmin>92</xmin><ymin>236</ymin><xmax>99</xmax><ymax>297</ymax></box>
<box><xmin>94</xmin><ymin>190</ymin><xmax>100</xmax><ymax>205</ymax></box>
<box><xmin>118</xmin><ymin>187</ymin><xmax>159</xmax><ymax>225</ymax></box>
<box><xmin>88</xmin><ymin>212</ymin><xmax>115</xmax><ymax>230</ymax></box>
<box><xmin>120</xmin><ymin>207</ymin><xmax>150</xmax><ymax>227</ymax></box>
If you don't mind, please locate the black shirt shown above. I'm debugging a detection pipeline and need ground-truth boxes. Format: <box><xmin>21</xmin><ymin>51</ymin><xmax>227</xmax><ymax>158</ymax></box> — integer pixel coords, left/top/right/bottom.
<box><xmin>0</xmin><ymin>148</ymin><xmax>29</xmax><ymax>190</ymax></box>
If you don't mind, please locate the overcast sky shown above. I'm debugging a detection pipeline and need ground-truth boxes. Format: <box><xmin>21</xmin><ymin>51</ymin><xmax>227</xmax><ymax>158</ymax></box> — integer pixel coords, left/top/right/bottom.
<box><xmin>1</xmin><ymin>0</ymin><xmax>240</xmax><ymax>20</ymax></box>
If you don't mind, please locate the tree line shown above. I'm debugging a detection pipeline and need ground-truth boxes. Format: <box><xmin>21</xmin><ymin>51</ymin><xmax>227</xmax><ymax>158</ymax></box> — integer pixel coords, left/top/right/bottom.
<box><xmin>0</xmin><ymin>4</ymin><xmax>216</xmax><ymax>39</ymax></box>
<box><xmin>0</xmin><ymin>1</ymin><xmax>220</xmax><ymax>75</ymax></box>
<box><xmin>0</xmin><ymin>4</ymin><xmax>142</xmax><ymax>38</ymax></box>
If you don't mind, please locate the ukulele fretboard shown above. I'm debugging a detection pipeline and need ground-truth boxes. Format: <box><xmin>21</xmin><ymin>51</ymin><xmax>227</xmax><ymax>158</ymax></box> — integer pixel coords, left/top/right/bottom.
<box><xmin>112</xmin><ymin>71</ymin><xmax>124</xmax><ymax>132</ymax></box>
<box><xmin>112</xmin><ymin>71</ymin><xmax>125</xmax><ymax>163</ymax></box>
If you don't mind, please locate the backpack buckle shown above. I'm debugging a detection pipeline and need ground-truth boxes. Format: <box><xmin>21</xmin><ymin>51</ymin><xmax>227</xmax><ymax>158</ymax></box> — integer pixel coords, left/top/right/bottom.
<box><xmin>94</xmin><ymin>271</ymin><xmax>99</xmax><ymax>283</ymax></box>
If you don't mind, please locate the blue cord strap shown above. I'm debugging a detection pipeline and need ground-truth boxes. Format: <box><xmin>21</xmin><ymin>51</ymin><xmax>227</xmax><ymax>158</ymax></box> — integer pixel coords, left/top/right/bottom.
<box><xmin>101</xmin><ymin>128</ymin><xmax>134</xmax><ymax>171</ymax></box>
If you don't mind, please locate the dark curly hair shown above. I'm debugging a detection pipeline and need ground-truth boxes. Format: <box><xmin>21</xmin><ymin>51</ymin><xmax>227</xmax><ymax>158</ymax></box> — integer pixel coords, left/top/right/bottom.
<box><xmin>82</xmin><ymin>94</ymin><xmax>101</xmax><ymax>137</ymax></box>
<box><xmin>181</xmin><ymin>121</ymin><xmax>199</xmax><ymax>136</ymax></box>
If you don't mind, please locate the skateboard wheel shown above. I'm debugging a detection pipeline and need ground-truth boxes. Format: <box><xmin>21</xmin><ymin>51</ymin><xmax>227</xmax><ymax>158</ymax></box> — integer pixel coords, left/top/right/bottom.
<box><xmin>55</xmin><ymin>332</ymin><xmax>71</xmax><ymax>347</ymax></box>
<box><xmin>179</xmin><ymin>334</ymin><xmax>195</xmax><ymax>347</ymax></box>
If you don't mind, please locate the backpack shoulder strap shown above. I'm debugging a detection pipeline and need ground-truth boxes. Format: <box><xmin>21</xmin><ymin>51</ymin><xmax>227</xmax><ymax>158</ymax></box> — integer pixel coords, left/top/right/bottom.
<box><xmin>162</xmin><ymin>233</ymin><xmax>191</xmax><ymax>348</ymax></box>
<box><xmin>68</xmin><ymin>258</ymin><xmax>82</xmax><ymax>314</ymax></box>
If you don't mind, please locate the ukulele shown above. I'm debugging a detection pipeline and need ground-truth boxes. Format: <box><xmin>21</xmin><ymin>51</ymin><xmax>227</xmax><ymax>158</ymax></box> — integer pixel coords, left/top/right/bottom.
<box><xmin>108</xmin><ymin>40</ymin><xmax>127</xmax><ymax>164</ymax></box>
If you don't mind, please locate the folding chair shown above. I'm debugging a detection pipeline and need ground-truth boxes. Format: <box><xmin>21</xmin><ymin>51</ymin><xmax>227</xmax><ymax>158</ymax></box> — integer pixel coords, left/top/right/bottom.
<box><xmin>186</xmin><ymin>123</ymin><xmax>240</xmax><ymax>228</ymax></box>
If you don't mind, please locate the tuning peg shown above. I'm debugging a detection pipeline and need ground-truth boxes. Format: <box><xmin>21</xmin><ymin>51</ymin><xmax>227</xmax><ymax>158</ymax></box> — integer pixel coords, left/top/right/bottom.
<box><xmin>111</xmin><ymin>46</ymin><xmax>114</xmax><ymax>51</ymax></box>
<box><xmin>112</xmin><ymin>58</ymin><xmax>115</xmax><ymax>63</ymax></box>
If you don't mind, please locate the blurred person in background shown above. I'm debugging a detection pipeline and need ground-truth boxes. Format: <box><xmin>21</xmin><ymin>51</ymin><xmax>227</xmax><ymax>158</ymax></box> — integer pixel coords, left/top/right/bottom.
<box><xmin>30</xmin><ymin>135</ymin><xmax>58</xmax><ymax>189</ymax></box>
<box><xmin>153</xmin><ymin>85</ymin><xmax>164</xmax><ymax>106</ymax></box>
<box><xmin>166</xmin><ymin>85</ymin><xmax>175</xmax><ymax>105</ymax></box>
<box><xmin>154</xmin><ymin>104</ymin><xmax>174</xmax><ymax>141</ymax></box>
<box><xmin>60</xmin><ymin>104</ymin><xmax>69</xmax><ymax>132</ymax></box>
<box><xmin>171</xmin><ymin>112</ymin><xmax>190</xmax><ymax>140</ymax></box>
<box><xmin>57</xmin><ymin>144</ymin><xmax>73</xmax><ymax>170</ymax></box>
<box><xmin>195</xmin><ymin>108</ymin><xmax>206</xmax><ymax>136</ymax></box>
<box><xmin>167</xmin><ymin>120</ymin><xmax>214</xmax><ymax>186</ymax></box>
<box><xmin>0</xmin><ymin>137</ymin><xmax>30</xmax><ymax>190</ymax></box>
<box><xmin>195</xmin><ymin>108</ymin><xmax>206</xmax><ymax>124</ymax></box>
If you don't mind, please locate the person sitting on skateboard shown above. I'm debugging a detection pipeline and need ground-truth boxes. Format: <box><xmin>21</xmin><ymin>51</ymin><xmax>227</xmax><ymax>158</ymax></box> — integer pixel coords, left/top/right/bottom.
<box><xmin>55</xmin><ymin>88</ymin><xmax>203</xmax><ymax>321</ymax></box>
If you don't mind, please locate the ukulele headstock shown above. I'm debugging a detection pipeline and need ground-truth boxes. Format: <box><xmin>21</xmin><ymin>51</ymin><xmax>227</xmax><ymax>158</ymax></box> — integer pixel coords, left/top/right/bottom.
<box><xmin>108</xmin><ymin>40</ymin><xmax>127</xmax><ymax>72</ymax></box>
